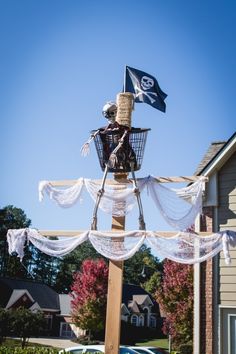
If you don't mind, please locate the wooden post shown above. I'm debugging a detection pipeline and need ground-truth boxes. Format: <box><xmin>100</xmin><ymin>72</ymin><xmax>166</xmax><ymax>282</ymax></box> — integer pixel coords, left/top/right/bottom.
<box><xmin>104</xmin><ymin>173</ymin><xmax>127</xmax><ymax>354</ymax></box>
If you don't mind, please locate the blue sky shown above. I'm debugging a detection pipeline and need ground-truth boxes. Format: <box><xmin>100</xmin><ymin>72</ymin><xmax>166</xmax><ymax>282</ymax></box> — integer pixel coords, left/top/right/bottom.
<box><xmin>1</xmin><ymin>0</ymin><xmax>235</xmax><ymax>233</ymax></box>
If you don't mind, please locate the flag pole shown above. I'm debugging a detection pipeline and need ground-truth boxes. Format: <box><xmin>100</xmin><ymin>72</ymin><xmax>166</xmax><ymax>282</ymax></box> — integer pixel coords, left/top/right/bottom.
<box><xmin>123</xmin><ymin>65</ymin><xmax>127</xmax><ymax>92</ymax></box>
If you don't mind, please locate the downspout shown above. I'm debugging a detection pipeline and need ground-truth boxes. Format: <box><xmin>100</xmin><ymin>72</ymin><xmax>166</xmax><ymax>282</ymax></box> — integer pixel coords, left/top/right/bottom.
<box><xmin>193</xmin><ymin>213</ymin><xmax>201</xmax><ymax>354</ymax></box>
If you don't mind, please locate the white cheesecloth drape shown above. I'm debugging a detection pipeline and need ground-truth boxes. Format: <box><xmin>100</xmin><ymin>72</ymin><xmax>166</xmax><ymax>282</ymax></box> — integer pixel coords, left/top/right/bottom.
<box><xmin>38</xmin><ymin>176</ymin><xmax>205</xmax><ymax>230</ymax></box>
<box><xmin>8</xmin><ymin>176</ymin><xmax>234</xmax><ymax>265</ymax></box>
<box><xmin>7</xmin><ymin>228</ymin><xmax>236</xmax><ymax>264</ymax></box>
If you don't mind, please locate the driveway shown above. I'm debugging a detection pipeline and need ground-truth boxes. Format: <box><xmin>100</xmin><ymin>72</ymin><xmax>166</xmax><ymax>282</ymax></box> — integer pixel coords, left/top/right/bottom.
<box><xmin>28</xmin><ymin>337</ymin><xmax>78</xmax><ymax>349</ymax></box>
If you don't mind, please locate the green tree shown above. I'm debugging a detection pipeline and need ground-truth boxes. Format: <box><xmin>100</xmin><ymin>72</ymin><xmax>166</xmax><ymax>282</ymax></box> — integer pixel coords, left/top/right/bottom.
<box><xmin>30</xmin><ymin>244</ymin><xmax>61</xmax><ymax>287</ymax></box>
<box><xmin>124</xmin><ymin>244</ymin><xmax>162</xmax><ymax>286</ymax></box>
<box><xmin>10</xmin><ymin>307</ymin><xmax>45</xmax><ymax>348</ymax></box>
<box><xmin>0</xmin><ymin>205</ymin><xmax>31</xmax><ymax>278</ymax></box>
<box><xmin>0</xmin><ymin>308</ymin><xmax>12</xmax><ymax>344</ymax></box>
<box><xmin>143</xmin><ymin>270</ymin><xmax>162</xmax><ymax>297</ymax></box>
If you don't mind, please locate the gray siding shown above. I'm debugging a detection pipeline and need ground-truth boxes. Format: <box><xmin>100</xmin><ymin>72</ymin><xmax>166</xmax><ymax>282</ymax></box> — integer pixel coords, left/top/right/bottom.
<box><xmin>218</xmin><ymin>151</ymin><xmax>236</xmax><ymax>306</ymax></box>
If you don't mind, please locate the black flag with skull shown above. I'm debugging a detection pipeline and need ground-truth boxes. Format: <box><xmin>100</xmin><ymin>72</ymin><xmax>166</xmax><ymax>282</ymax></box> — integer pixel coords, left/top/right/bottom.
<box><xmin>125</xmin><ymin>66</ymin><xmax>167</xmax><ymax>112</ymax></box>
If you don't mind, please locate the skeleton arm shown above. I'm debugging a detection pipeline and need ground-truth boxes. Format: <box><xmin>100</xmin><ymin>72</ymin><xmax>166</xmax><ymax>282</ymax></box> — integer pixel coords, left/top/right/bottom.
<box><xmin>80</xmin><ymin>129</ymin><xmax>100</xmax><ymax>157</ymax></box>
<box><xmin>108</xmin><ymin>129</ymin><xmax>129</xmax><ymax>168</ymax></box>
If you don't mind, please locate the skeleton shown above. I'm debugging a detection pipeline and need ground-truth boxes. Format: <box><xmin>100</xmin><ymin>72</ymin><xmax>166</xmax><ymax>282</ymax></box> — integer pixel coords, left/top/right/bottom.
<box><xmin>81</xmin><ymin>100</ymin><xmax>146</xmax><ymax>231</ymax></box>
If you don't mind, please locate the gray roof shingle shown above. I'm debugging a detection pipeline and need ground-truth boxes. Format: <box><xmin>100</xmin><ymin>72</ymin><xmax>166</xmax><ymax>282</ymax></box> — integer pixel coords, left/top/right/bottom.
<box><xmin>194</xmin><ymin>141</ymin><xmax>226</xmax><ymax>175</ymax></box>
<box><xmin>0</xmin><ymin>277</ymin><xmax>60</xmax><ymax>311</ymax></box>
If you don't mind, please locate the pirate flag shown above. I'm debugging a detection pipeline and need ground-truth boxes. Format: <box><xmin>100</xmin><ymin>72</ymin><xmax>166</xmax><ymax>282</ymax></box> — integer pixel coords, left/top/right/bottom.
<box><xmin>125</xmin><ymin>66</ymin><xmax>167</xmax><ymax>112</ymax></box>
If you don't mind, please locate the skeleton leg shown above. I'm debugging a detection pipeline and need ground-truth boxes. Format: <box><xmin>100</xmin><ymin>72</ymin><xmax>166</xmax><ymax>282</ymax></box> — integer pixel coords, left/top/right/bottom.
<box><xmin>130</xmin><ymin>163</ymin><xmax>146</xmax><ymax>230</ymax></box>
<box><xmin>90</xmin><ymin>164</ymin><xmax>109</xmax><ymax>230</ymax></box>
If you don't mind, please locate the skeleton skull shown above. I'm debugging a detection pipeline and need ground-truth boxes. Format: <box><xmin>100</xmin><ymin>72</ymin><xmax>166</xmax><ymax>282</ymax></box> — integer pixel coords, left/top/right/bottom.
<box><xmin>141</xmin><ymin>76</ymin><xmax>154</xmax><ymax>91</ymax></box>
<box><xmin>102</xmin><ymin>101</ymin><xmax>117</xmax><ymax>123</ymax></box>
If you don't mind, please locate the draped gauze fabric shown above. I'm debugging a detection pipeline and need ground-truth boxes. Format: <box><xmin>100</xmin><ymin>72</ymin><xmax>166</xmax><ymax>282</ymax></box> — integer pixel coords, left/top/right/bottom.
<box><xmin>38</xmin><ymin>178</ymin><xmax>84</xmax><ymax>207</ymax></box>
<box><xmin>38</xmin><ymin>176</ymin><xmax>205</xmax><ymax>230</ymax></box>
<box><xmin>7</xmin><ymin>228</ymin><xmax>236</xmax><ymax>264</ymax></box>
<box><xmin>147</xmin><ymin>176</ymin><xmax>204</xmax><ymax>230</ymax></box>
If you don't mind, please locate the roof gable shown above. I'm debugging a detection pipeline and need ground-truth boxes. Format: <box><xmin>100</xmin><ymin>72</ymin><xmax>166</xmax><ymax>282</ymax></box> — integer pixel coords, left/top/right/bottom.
<box><xmin>128</xmin><ymin>300</ymin><xmax>140</xmax><ymax>313</ymax></box>
<box><xmin>121</xmin><ymin>303</ymin><xmax>130</xmax><ymax>315</ymax></box>
<box><xmin>122</xmin><ymin>283</ymin><xmax>159</xmax><ymax>313</ymax></box>
<box><xmin>6</xmin><ymin>289</ymin><xmax>34</xmax><ymax>309</ymax></box>
<box><xmin>0</xmin><ymin>278</ymin><xmax>60</xmax><ymax>311</ymax></box>
<box><xmin>133</xmin><ymin>294</ymin><xmax>153</xmax><ymax>307</ymax></box>
<box><xmin>196</xmin><ymin>132</ymin><xmax>236</xmax><ymax>176</ymax></box>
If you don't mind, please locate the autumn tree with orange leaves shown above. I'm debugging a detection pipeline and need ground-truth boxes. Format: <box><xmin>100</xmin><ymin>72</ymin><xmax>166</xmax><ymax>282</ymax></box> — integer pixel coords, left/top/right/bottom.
<box><xmin>70</xmin><ymin>259</ymin><xmax>108</xmax><ymax>339</ymax></box>
<box><xmin>156</xmin><ymin>259</ymin><xmax>193</xmax><ymax>351</ymax></box>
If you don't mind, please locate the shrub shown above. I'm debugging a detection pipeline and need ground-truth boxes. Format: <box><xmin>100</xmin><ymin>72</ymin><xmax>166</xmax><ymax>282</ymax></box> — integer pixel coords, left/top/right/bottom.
<box><xmin>178</xmin><ymin>343</ymin><xmax>193</xmax><ymax>354</ymax></box>
<box><xmin>0</xmin><ymin>348</ymin><xmax>58</xmax><ymax>353</ymax></box>
<box><xmin>10</xmin><ymin>307</ymin><xmax>45</xmax><ymax>348</ymax></box>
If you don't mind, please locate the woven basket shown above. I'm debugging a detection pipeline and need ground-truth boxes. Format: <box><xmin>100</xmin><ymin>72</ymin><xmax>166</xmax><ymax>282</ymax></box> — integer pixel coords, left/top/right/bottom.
<box><xmin>115</xmin><ymin>92</ymin><xmax>134</xmax><ymax>128</ymax></box>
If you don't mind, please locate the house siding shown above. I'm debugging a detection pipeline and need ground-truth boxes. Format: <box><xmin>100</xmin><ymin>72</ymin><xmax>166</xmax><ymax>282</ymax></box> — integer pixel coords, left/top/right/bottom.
<box><xmin>218</xmin><ymin>151</ymin><xmax>236</xmax><ymax>306</ymax></box>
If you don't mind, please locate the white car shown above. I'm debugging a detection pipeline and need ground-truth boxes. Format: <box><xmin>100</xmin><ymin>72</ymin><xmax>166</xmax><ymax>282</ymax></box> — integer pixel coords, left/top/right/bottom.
<box><xmin>129</xmin><ymin>346</ymin><xmax>169</xmax><ymax>354</ymax></box>
<box><xmin>59</xmin><ymin>344</ymin><xmax>140</xmax><ymax>354</ymax></box>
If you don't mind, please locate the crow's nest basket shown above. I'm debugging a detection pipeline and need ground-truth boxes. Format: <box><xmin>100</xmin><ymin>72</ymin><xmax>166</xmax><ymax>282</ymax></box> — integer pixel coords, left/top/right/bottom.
<box><xmin>92</xmin><ymin>127</ymin><xmax>150</xmax><ymax>173</ymax></box>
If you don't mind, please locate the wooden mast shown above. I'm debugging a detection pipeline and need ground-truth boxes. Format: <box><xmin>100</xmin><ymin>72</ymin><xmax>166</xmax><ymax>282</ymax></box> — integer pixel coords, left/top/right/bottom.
<box><xmin>104</xmin><ymin>173</ymin><xmax>127</xmax><ymax>354</ymax></box>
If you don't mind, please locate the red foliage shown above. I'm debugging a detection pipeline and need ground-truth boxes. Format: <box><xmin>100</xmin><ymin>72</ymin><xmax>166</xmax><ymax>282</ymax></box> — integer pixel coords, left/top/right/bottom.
<box><xmin>70</xmin><ymin>259</ymin><xmax>109</xmax><ymax>332</ymax></box>
<box><xmin>156</xmin><ymin>259</ymin><xmax>193</xmax><ymax>347</ymax></box>
<box><xmin>71</xmin><ymin>259</ymin><xmax>108</xmax><ymax>307</ymax></box>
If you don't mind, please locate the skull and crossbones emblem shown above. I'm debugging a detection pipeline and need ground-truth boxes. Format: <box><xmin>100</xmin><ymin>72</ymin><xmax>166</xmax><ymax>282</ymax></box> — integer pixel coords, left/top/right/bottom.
<box><xmin>135</xmin><ymin>75</ymin><xmax>157</xmax><ymax>104</ymax></box>
<box><xmin>141</xmin><ymin>76</ymin><xmax>154</xmax><ymax>90</ymax></box>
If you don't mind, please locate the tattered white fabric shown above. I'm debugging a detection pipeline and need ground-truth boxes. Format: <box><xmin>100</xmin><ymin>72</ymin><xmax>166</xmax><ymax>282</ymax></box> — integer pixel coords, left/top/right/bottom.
<box><xmin>84</xmin><ymin>178</ymin><xmax>147</xmax><ymax>216</ymax></box>
<box><xmin>146</xmin><ymin>231</ymin><xmax>235</xmax><ymax>265</ymax></box>
<box><xmin>7</xmin><ymin>228</ymin><xmax>89</xmax><ymax>259</ymax></box>
<box><xmin>38</xmin><ymin>178</ymin><xmax>84</xmax><ymax>207</ymax></box>
<box><xmin>39</xmin><ymin>176</ymin><xmax>205</xmax><ymax>230</ymax></box>
<box><xmin>89</xmin><ymin>230</ymin><xmax>146</xmax><ymax>261</ymax></box>
<box><xmin>7</xmin><ymin>228</ymin><xmax>236</xmax><ymax>264</ymax></box>
<box><xmin>147</xmin><ymin>176</ymin><xmax>204</xmax><ymax>230</ymax></box>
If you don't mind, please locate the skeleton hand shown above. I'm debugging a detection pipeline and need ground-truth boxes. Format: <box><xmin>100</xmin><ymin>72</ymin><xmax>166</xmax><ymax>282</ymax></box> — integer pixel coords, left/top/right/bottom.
<box><xmin>80</xmin><ymin>130</ymin><xmax>100</xmax><ymax>157</ymax></box>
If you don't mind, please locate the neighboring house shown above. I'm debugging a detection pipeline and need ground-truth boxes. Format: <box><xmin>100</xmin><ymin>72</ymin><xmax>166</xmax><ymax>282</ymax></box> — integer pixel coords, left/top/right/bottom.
<box><xmin>121</xmin><ymin>284</ymin><xmax>161</xmax><ymax>329</ymax></box>
<box><xmin>0</xmin><ymin>278</ymin><xmax>162</xmax><ymax>338</ymax></box>
<box><xmin>193</xmin><ymin>132</ymin><xmax>236</xmax><ymax>354</ymax></box>
<box><xmin>56</xmin><ymin>294</ymin><xmax>85</xmax><ymax>338</ymax></box>
<box><xmin>0</xmin><ymin>277</ymin><xmax>60</xmax><ymax>335</ymax></box>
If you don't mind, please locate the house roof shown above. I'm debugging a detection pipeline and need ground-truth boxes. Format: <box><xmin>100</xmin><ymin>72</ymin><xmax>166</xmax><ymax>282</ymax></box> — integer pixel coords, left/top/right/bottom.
<box><xmin>128</xmin><ymin>300</ymin><xmax>140</xmax><ymax>313</ymax></box>
<box><xmin>195</xmin><ymin>141</ymin><xmax>226</xmax><ymax>175</ymax></box>
<box><xmin>5</xmin><ymin>289</ymin><xmax>34</xmax><ymax>309</ymax></box>
<box><xmin>58</xmin><ymin>294</ymin><xmax>71</xmax><ymax>316</ymax></box>
<box><xmin>122</xmin><ymin>284</ymin><xmax>159</xmax><ymax>313</ymax></box>
<box><xmin>0</xmin><ymin>277</ymin><xmax>60</xmax><ymax>311</ymax></box>
<box><xmin>195</xmin><ymin>132</ymin><xmax>236</xmax><ymax>176</ymax></box>
<box><xmin>133</xmin><ymin>294</ymin><xmax>153</xmax><ymax>306</ymax></box>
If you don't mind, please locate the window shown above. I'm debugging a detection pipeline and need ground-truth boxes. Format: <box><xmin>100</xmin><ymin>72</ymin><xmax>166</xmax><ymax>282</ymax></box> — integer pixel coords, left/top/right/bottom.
<box><xmin>230</xmin><ymin>315</ymin><xmax>236</xmax><ymax>354</ymax></box>
<box><xmin>220</xmin><ymin>308</ymin><xmax>236</xmax><ymax>354</ymax></box>
<box><xmin>139</xmin><ymin>315</ymin><xmax>144</xmax><ymax>327</ymax></box>
<box><xmin>60</xmin><ymin>322</ymin><xmax>76</xmax><ymax>338</ymax></box>
<box><xmin>44</xmin><ymin>314</ymin><xmax>53</xmax><ymax>331</ymax></box>
<box><xmin>131</xmin><ymin>315</ymin><xmax>138</xmax><ymax>326</ymax></box>
<box><xmin>149</xmin><ymin>316</ymin><xmax>156</xmax><ymax>328</ymax></box>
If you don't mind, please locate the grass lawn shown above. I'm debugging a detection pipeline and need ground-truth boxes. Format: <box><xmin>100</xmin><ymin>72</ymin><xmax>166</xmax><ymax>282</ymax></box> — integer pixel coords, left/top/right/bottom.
<box><xmin>135</xmin><ymin>338</ymin><xmax>169</xmax><ymax>349</ymax></box>
<box><xmin>2</xmin><ymin>338</ymin><xmax>53</xmax><ymax>348</ymax></box>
